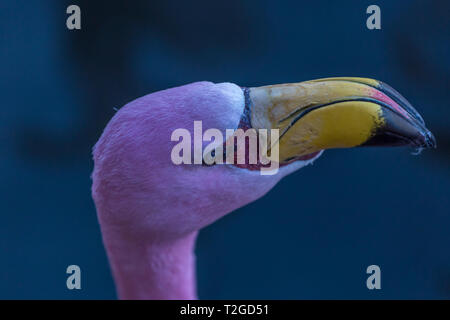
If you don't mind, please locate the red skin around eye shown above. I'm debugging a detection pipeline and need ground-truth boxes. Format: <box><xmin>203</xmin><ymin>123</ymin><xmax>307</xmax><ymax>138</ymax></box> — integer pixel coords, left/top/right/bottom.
<box><xmin>229</xmin><ymin>133</ymin><xmax>321</xmax><ymax>171</ymax></box>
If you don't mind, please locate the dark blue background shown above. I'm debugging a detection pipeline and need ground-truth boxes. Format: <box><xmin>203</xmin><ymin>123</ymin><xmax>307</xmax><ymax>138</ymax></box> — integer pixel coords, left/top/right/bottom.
<box><xmin>1</xmin><ymin>0</ymin><xmax>449</xmax><ymax>299</ymax></box>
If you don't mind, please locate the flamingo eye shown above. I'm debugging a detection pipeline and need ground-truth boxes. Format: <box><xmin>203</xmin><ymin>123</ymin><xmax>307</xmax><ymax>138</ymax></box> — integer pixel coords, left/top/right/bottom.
<box><xmin>202</xmin><ymin>149</ymin><xmax>217</xmax><ymax>167</ymax></box>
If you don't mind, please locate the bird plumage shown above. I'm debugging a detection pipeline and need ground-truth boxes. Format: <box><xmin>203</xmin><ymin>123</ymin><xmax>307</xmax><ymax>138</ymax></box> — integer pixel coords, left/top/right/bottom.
<box><xmin>92</xmin><ymin>79</ymin><xmax>434</xmax><ymax>299</ymax></box>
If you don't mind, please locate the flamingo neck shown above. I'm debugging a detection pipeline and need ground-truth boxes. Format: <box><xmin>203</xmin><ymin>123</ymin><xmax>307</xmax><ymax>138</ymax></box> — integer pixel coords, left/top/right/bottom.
<box><xmin>102</xmin><ymin>230</ymin><xmax>198</xmax><ymax>300</ymax></box>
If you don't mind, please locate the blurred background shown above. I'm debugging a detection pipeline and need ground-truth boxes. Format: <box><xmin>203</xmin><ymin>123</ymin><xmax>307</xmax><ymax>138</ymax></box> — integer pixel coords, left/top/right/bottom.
<box><xmin>0</xmin><ymin>0</ymin><xmax>449</xmax><ymax>299</ymax></box>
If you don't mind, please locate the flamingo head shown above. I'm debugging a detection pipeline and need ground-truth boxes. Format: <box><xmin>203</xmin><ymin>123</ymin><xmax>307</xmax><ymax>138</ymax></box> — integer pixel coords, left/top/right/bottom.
<box><xmin>92</xmin><ymin>79</ymin><xmax>435</xmax><ymax>242</ymax></box>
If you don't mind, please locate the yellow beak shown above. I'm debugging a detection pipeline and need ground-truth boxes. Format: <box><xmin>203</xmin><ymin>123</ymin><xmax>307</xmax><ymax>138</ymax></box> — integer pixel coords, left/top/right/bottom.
<box><xmin>247</xmin><ymin>77</ymin><xmax>436</xmax><ymax>163</ymax></box>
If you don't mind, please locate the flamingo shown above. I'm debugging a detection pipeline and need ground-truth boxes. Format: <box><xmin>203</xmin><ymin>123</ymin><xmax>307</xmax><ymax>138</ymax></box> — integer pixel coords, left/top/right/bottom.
<box><xmin>91</xmin><ymin>78</ymin><xmax>435</xmax><ymax>299</ymax></box>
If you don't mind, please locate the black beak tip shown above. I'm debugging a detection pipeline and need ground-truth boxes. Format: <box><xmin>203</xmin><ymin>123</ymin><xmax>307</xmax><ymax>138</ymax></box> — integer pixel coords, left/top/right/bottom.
<box><xmin>413</xmin><ymin>128</ymin><xmax>436</xmax><ymax>149</ymax></box>
<box><xmin>376</xmin><ymin>80</ymin><xmax>436</xmax><ymax>150</ymax></box>
<box><xmin>424</xmin><ymin>130</ymin><xmax>437</xmax><ymax>149</ymax></box>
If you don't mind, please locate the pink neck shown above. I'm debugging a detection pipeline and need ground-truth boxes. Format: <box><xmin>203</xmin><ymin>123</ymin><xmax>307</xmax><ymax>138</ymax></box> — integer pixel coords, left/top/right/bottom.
<box><xmin>101</xmin><ymin>230</ymin><xmax>198</xmax><ymax>300</ymax></box>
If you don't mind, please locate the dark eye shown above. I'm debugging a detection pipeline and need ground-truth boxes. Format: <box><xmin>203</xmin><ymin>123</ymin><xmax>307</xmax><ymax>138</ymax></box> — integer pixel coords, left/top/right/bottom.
<box><xmin>202</xmin><ymin>150</ymin><xmax>216</xmax><ymax>166</ymax></box>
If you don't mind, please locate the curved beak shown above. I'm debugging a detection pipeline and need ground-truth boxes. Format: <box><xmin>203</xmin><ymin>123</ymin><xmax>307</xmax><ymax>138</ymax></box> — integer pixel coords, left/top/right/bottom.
<box><xmin>248</xmin><ymin>77</ymin><xmax>436</xmax><ymax>163</ymax></box>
